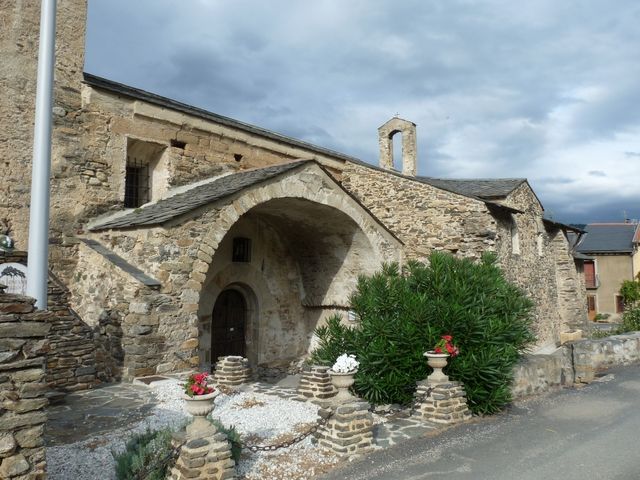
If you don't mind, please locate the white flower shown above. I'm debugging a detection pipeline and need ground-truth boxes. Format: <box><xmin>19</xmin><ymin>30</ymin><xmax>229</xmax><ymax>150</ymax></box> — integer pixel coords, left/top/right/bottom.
<box><xmin>331</xmin><ymin>353</ymin><xmax>359</xmax><ymax>373</ymax></box>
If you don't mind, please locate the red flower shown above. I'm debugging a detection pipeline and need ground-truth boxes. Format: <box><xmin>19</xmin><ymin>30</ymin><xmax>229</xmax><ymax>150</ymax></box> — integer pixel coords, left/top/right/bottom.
<box><xmin>442</xmin><ymin>335</ymin><xmax>453</xmax><ymax>342</ymax></box>
<box><xmin>434</xmin><ymin>346</ymin><xmax>443</xmax><ymax>354</ymax></box>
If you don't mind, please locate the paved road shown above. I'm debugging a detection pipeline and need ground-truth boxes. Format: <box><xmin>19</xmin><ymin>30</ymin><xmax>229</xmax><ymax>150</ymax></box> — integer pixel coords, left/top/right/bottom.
<box><xmin>320</xmin><ymin>365</ymin><xmax>640</xmax><ymax>480</ymax></box>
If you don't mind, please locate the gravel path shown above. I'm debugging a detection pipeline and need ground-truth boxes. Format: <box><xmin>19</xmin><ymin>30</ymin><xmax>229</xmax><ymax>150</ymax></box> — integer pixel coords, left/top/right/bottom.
<box><xmin>46</xmin><ymin>379</ymin><xmax>339</xmax><ymax>479</ymax></box>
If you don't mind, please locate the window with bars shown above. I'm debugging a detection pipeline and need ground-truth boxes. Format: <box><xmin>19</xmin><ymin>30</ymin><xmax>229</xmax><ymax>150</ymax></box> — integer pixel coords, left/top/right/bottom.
<box><xmin>232</xmin><ymin>237</ymin><xmax>252</xmax><ymax>263</ymax></box>
<box><xmin>124</xmin><ymin>157</ymin><xmax>150</xmax><ymax>208</ymax></box>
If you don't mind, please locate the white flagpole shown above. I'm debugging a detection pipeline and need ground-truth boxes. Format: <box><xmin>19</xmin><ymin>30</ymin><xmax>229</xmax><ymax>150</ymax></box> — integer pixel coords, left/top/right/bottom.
<box><xmin>26</xmin><ymin>0</ymin><xmax>57</xmax><ymax>310</ymax></box>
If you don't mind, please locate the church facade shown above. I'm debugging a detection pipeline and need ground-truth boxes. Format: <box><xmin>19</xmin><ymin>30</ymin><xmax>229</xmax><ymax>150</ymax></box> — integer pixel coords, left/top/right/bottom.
<box><xmin>1</xmin><ymin>1</ymin><xmax>587</xmax><ymax>386</ymax></box>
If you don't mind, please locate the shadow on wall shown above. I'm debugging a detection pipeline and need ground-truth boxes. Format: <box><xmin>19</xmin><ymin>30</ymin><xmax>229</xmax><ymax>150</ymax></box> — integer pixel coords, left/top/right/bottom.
<box><xmin>198</xmin><ymin>198</ymin><xmax>382</xmax><ymax>372</ymax></box>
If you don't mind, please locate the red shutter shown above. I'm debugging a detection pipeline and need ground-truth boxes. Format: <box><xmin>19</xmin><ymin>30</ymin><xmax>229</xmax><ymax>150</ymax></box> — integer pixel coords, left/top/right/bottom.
<box><xmin>584</xmin><ymin>261</ymin><xmax>595</xmax><ymax>288</ymax></box>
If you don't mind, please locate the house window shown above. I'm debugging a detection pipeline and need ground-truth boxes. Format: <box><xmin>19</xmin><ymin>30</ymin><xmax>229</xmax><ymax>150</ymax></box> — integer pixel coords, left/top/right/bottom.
<box><xmin>124</xmin><ymin>156</ymin><xmax>150</xmax><ymax>208</ymax></box>
<box><xmin>232</xmin><ymin>238</ymin><xmax>251</xmax><ymax>263</ymax></box>
<box><xmin>584</xmin><ymin>260</ymin><xmax>596</xmax><ymax>289</ymax></box>
<box><xmin>616</xmin><ymin>295</ymin><xmax>625</xmax><ymax>314</ymax></box>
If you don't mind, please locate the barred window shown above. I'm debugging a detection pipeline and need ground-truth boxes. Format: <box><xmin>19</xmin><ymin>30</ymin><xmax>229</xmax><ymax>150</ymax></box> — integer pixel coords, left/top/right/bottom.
<box><xmin>232</xmin><ymin>238</ymin><xmax>252</xmax><ymax>263</ymax></box>
<box><xmin>124</xmin><ymin>156</ymin><xmax>150</xmax><ymax>208</ymax></box>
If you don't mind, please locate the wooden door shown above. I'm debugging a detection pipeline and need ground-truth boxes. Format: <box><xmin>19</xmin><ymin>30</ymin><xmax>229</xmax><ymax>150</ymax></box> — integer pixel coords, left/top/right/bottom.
<box><xmin>587</xmin><ymin>295</ymin><xmax>597</xmax><ymax>321</ymax></box>
<box><xmin>211</xmin><ymin>290</ymin><xmax>246</xmax><ymax>362</ymax></box>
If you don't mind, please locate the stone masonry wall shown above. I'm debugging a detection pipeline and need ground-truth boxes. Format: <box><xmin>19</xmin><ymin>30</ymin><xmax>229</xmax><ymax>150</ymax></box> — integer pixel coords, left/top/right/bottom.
<box><xmin>497</xmin><ymin>183</ymin><xmax>587</xmax><ymax>346</ymax></box>
<box><xmin>0</xmin><ymin>0</ymin><xmax>87</xmax><ymax>267</ymax></box>
<box><xmin>511</xmin><ymin>332</ymin><xmax>640</xmax><ymax>398</ymax></box>
<box><xmin>71</xmin><ymin>242</ymin><xmax>181</xmax><ymax>379</ymax></box>
<box><xmin>0</xmin><ymin>250</ymin><xmax>100</xmax><ymax>393</ymax></box>
<box><xmin>0</xmin><ymin>290</ymin><xmax>50</xmax><ymax>479</ymax></box>
<box><xmin>340</xmin><ymin>162</ymin><xmax>500</xmax><ymax>261</ymax></box>
<box><xmin>81</xmin><ymin>164</ymin><xmax>401</xmax><ymax>377</ymax></box>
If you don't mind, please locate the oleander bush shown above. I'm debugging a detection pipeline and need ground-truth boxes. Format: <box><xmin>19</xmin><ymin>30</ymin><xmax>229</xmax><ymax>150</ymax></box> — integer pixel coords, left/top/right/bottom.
<box><xmin>310</xmin><ymin>252</ymin><xmax>536</xmax><ymax>415</ymax></box>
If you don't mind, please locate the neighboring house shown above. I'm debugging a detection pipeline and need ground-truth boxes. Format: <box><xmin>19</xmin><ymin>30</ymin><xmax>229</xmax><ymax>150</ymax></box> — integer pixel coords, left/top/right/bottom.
<box><xmin>575</xmin><ymin>223</ymin><xmax>640</xmax><ymax>321</ymax></box>
<box><xmin>0</xmin><ymin>1</ymin><xmax>587</xmax><ymax>387</ymax></box>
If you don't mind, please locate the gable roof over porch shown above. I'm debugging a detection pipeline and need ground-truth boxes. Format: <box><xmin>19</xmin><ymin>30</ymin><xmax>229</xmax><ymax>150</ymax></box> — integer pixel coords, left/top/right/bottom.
<box><xmin>88</xmin><ymin>160</ymin><xmax>402</xmax><ymax>246</ymax></box>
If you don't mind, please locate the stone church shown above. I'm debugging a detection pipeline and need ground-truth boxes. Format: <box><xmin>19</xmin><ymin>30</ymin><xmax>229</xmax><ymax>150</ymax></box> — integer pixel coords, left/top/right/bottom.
<box><xmin>1</xmin><ymin>1</ymin><xmax>587</xmax><ymax>389</ymax></box>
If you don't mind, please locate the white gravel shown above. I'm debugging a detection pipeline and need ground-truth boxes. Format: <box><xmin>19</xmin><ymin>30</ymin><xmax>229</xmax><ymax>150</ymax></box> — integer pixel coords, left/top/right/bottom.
<box><xmin>46</xmin><ymin>379</ymin><xmax>339</xmax><ymax>480</ymax></box>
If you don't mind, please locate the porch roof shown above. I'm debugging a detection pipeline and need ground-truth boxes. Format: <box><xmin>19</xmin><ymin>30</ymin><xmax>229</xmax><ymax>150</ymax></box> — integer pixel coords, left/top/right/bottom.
<box><xmin>88</xmin><ymin>160</ymin><xmax>403</xmax><ymax>244</ymax></box>
<box><xmin>90</xmin><ymin>161</ymin><xmax>310</xmax><ymax>231</ymax></box>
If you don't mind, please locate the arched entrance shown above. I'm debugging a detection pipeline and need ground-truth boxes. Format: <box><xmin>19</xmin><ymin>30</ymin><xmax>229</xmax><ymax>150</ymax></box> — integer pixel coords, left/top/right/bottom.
<box><xmin>211</xmin><ymin>289</ymin><xmax>247</xmax><ymax>361</ymax></box>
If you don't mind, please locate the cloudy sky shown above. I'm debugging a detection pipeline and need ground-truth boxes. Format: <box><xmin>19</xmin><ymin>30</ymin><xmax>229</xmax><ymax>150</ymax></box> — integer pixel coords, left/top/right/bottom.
<box><xmin>85</xmin><ymin>0</ymin><xmax>640</xmax><ymax>224</ymax></box>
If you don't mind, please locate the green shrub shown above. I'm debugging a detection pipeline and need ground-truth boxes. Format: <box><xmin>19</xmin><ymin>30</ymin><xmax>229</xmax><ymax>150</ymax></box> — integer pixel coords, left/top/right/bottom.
<box><xmin>620</xmin><ymin>277</ymin><xmax>640</xmax><ymax>305</ymax></box>
<box><xmin>209</xmin><ymin>418</ymin><xmax>242</xmax><ymax>463</ymax></box>
<box><xmin>113</xmin><ymin>428</ymin><xmax>174</xmax><ymax>480</ymax></box>
<box><xmin>618</xmin><ymin>306</ymin><xmax>640</xmax><ymax>333</ymax></box>
<box><xmin>310</xmin><ymin>252</ymin><xmax>535</xmax><ymax>415</ymax></box>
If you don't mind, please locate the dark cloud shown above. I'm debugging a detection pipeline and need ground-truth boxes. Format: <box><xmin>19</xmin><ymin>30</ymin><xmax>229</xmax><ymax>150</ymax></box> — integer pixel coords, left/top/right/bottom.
<box><xmin>85</xmin><ymin>0</ymin><xmax>640</xmax><ymax>223</ymax></box>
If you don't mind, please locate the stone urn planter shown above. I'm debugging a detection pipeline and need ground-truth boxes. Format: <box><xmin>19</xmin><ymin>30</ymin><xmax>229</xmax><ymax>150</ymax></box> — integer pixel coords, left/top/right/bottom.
<box><xmin>183</xmin><ymin>390</ymin><xmax>219</xmax><ymax>438</ymax></box>
<box><xmin>328</xmin><ymin>370</ymin><xmax>358</xmax><ymax>403</ymax></box>
<box><xmin>184</xmin><ymin>390</ymin><xmax>219</xmax><ymax>416</ymax></box>
<box><xmin>424</xmin><ymin>351</ymin><xmax>450</xmax><ymax>384</ymax></box>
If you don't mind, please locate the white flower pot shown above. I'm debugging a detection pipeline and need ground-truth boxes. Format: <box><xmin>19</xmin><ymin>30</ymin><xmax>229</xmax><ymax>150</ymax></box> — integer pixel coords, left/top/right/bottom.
<box><xmin>424</xmin><ymin>351</ymin><xmax>450</xmax><ymax>384</ymax></box>
<box><xmin>329</xmin><ymin>369</ymin><xmax>357</xmax><ymax>403</ymax></box>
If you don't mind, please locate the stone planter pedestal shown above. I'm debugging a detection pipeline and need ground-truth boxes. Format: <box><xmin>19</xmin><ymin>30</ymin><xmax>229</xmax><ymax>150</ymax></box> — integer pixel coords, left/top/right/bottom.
<box><xmin>297</xmin><ymin>365</ymin><xmax>337</xmax><ymax>403</ymax></box>
<box><xmin>169</xmin><ymin>390</ymin><xmax>236</xmax><ymax>479</ymax></box>
<box><xmin>314</xmin><ymin>401</ymin><xmax>375</xmax><ymax>457</ymax></box>
<box><xmin>213</xmin><ymin>356</ymin><xmax>250</xmax><ymax>387</ymax></box>
<box><xmin>413</xmin><ymin>381</ymin><xmax>472</xmax><ymax>425</ymax></box>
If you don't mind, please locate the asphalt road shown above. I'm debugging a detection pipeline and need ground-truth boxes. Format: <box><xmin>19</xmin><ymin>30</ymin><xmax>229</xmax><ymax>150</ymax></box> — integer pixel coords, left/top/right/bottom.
<box><xmin>319</xmin><ymin>365</ymin><xmax>640</xmax><ymax>480</ymax></box>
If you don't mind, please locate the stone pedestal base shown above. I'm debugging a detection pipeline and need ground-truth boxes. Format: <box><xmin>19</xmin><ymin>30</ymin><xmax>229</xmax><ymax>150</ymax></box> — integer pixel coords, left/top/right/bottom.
<box><xmin>413</xmin><ymin>381</ymin><xmax>472</xmax><ymax>424</ymax></box>
<box><xmin>315</xmin><ymin>401</ymin><xmax>374</xmax><ymax>457</ymax></box>
<box><xmin>213</xmin><ymin>356</ymin><xmax>250</xmax><ymax>387</ymax></box>
<box><xmin>169</xmin><ymin>430</ymin><xmax>236</xmax><ymax>480</ymax></box>
<box><xmin>297</xmin><ymin>365</ymin><xmax>336</xmax><ymax>402</ymax></box>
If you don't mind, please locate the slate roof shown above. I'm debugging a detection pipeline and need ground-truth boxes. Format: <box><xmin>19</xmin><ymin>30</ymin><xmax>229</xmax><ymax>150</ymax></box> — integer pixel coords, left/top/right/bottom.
<box><xmin>415</xmin><ymin>177</ymin><xmax>526</xmax><ymax>199</ymax></box>
<box><xmin>90</xmin><ymin>161</ymin><xmax>309</xmax><ymax>231</ymax></box>
<box><xmin>576</xmin><ymin>223</ymin><xmax>639</xmax><ymax>254</ymax></box>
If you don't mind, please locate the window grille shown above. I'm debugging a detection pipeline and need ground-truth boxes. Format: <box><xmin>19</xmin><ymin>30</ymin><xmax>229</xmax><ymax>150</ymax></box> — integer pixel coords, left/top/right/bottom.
<box><xmin>232</xmin><ymin>238</ymin><xmax>252</xmax><ymax>263</ymax></box>
<box><xmin>124</xmin><ymin>156</ymin><xmax>150</xmax><ymax>208</ymax></box>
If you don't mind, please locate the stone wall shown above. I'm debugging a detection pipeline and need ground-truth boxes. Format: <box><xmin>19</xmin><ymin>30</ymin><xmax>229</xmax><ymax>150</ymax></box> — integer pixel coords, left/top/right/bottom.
<box><xmin>72</xmin><ymin>241</ymin><xmax>177</xmax><ymax>378</ymax></box>
<box><xmin>0</xmin><ymin>290</ymin><xmax>50</xmax><ymax>479</ymax></box>
<box><xmin>81</xmin><ymin>163</ymin><xmax>402</xmax><ymax>377</ymax></box>
<box><xmin>0</xmin><ymin>0</ymin><xmax>86</xmax><ymax>261</ymax></box>
<box><xmin>496</xmin><ymin>183</ymin><xmax>587</xmax><ymax>346</ymax></box>
<box><xmin>511</xmin><ymin>332</ymin><xmax>640</xmax><ymax>398</ymax></box>
<box><xmin>340</xmin><ymin>162</ymin><xmax>500</xmax><ymax>261</ymax></box>
<box><xmin>0</xmin><ymin>250</ymin><xmax>101</xmax><ymax>393</ymax></box>
<box><xmin>571</xmin><ymin>333</ymin><xmax>640</xmax><ymax>383</ymax></box>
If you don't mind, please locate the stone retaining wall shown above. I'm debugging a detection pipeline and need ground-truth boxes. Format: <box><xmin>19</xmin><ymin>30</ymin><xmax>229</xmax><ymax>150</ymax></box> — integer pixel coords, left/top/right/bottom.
<box><xmin>511</xmin><ymin>332</ymin><xmax>640</xmax><ymax>398</ymax></box>
<box><xmin>0</xmin><ymin>251</ymin><xmax>102</xmax><ymax>394</ymax></box>
<box><xmin>0</xmin><ymin>290</ymin><xmax>50</xmax><ymax>478</ymax></box>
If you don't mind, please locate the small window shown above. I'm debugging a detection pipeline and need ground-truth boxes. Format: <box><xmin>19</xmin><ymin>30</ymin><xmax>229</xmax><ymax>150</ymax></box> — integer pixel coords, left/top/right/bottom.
<box><xmin>124</xmin><ymin>156</ymin><xmax>149</xmax><ymax>208</ymax></box>
<box><xmin>616</xmin><ymin>295</ymin><xmax>625</xmax><ymax>314</ymax></box>
<box><xmin>510</xmin><ymin>216</ymin><xmax>520</xmax><ymax>255</ymax></box>
<box><xmin>232</xmin><ymin>238</ymin><xmax>251</xmax><ymax>263</ymax></box>
<box><xmin>537</xmin><ymin>233</ymin><xmax>544</xmax><ymax>257</ymax></box>
<box><xmin>170</xmin><ymin>139</ymin><xmax>186</xmax><ymax>149</ymax></box>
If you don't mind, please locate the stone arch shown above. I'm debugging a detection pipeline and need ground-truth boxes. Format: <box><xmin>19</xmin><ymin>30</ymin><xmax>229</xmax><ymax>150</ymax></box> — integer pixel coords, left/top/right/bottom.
<box><xmin>185</xmin><ymin>163</ymin><xmax>403</xmax><ymax>369</ymax></box>
<box><xmin>378</xmin><ymin>117</ymin><xmax>417</xmax><ymax>176</ymax></box>
<box><xmin>187</xmin><ymin>164</ymin><xmax>401</xmax><ymax>296</ymax></box>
